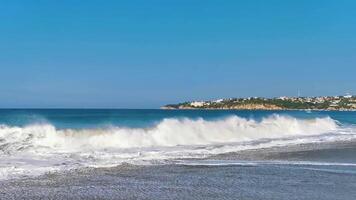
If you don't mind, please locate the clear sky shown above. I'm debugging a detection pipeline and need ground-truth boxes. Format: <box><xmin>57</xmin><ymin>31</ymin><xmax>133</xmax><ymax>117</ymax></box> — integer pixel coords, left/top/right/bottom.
<box><xmin>0</xmin><ymin>0</ymin><xmax>355</xmax><ymax>108</ymax></box>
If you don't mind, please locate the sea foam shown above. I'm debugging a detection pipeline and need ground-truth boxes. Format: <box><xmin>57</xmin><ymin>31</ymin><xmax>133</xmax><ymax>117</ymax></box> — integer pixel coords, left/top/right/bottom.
<box><xmin>0</xmin><ymin>115</ymin><xmax>338</xmax><ymax>152</ymax></box>
<box><xmin>0</xmin><ymin>114</ymin><xmax>353</xmax><ymax>180</ymax></box>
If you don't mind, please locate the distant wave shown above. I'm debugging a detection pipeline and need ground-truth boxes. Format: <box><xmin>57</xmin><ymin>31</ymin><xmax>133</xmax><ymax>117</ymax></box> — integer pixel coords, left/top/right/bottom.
<box><xmin>0</xmin><ymin>114</ymin><xmax>354</xmax><ymax>180</ymax></box>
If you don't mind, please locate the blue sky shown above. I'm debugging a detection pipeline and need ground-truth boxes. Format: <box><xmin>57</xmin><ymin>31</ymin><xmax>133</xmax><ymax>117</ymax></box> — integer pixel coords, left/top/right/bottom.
<box><xmin>0</xmin><ymin>0</ymin><xmax>355</xmax><ymax>108</ymax></box>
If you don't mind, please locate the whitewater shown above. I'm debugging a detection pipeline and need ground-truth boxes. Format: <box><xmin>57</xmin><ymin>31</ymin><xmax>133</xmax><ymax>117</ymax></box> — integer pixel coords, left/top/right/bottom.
<box><xmin>1</xmin><ymin>110</ymin><xmax>356</xmax><ymax>180</ymax></box>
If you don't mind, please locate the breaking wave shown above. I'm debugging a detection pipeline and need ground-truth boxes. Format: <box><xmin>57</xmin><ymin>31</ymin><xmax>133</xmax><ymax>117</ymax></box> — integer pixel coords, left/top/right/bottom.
<box><xmin>0</xmin><ymin>115</ymin><xmax>339</xmax><ymax>153</ymax></box>
<box><xmin>0</xmin><ymin>114</ymin><xmax>354</xmax><ymax>180</ymax></box>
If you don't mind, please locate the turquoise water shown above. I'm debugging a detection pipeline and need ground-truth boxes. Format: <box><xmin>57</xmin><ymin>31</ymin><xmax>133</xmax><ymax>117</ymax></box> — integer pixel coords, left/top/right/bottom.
<box><xmin>1</xmin><ymin>109</ymin><xmax>355</xmax><ymax>128</ymax></box>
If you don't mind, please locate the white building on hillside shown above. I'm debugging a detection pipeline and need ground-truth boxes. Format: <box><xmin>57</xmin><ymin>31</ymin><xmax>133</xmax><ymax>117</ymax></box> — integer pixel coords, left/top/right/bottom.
<box><xmin>344</xmin><ymin>93</ymin><xmax>352</xmax><ymax>98</ymax></box>
<box><xmin>214</xmin><ymin>99</ymin><xmax>224</xmax><ymax>103</ymax></box>
<box><xmin>190</xmin><ymin>101</ymin><xmax>205</xmax><ymax>107</ymax></box>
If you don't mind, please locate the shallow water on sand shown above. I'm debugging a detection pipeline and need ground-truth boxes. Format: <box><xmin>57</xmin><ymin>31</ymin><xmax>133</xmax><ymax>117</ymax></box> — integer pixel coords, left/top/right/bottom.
<box><xmin>1</xmin><ymin>163</ymin><xmax>356</xmax><ymax>200</ymax></box>
<box><xmin>1</xmin><ymin>141</ymin><xmax>356</xmax><ymax>200</ymax></box>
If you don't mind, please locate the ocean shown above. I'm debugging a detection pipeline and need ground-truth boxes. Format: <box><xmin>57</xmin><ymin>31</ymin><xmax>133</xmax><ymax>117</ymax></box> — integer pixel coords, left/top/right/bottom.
<box><xmin>0</xmin><ymin>109</ymin><xmax>356</xmax><ymax>199</ymax></box>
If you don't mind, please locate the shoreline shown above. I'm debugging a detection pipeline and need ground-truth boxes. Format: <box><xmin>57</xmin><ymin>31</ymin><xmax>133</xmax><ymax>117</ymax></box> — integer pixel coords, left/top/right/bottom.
<box><xmin>1</xmin><ymin>139</ymin><xmax>356</xmax><ymax>199</ymax></box>
<box><xmin>208</xmin><ymin>139</ymin><xmax>356</xmax><ymax>162</ymax></box>
<box><xmin>162</xmin><ymin>95</ymin><xmax>356</xmax><ymax>111</ymax></box>
<box><xmin>160</xmin><ymin>107</ymin><xmax>356</xmax><ymax>111</ymax></box>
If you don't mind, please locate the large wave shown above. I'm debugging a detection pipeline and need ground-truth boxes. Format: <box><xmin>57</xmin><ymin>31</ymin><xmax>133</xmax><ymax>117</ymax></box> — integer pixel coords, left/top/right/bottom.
<box><xmin>0</xmin><ymin>114</ymin><xmax>354</xmax><ymax>180</ymax></box>
<box><xmin>0</xmin><ymin>115</ymin><xmax>338</xmax><ymax>153</ymax></box>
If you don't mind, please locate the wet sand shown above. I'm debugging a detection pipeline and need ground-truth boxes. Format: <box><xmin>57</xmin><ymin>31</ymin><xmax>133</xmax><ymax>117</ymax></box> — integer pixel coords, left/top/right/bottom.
<box><xmin>1</xmin><ymin>141</ymin><xmax>356</xmax><ymax>200</ymax></box>
<box><xmin>1</xmin><ymin>164</ymin><xmax>356</xmax><ymax>200</ymax></box>
<box><xmin>209</xmin><ymin>140</ymin><xmax>356</xmax><ymax>163</ymax></box>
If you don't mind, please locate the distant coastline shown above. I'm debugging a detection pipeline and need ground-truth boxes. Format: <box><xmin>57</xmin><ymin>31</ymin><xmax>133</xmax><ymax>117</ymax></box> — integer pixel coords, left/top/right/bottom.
<box><xmin>162</xmin><ymin>95</ymin><xmax>356</xmax><ymax>111</ymax></box>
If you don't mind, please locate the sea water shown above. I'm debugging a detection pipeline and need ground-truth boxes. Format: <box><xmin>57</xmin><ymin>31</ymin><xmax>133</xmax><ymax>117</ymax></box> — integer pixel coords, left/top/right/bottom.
<box><xmin>0</xmin><ymin>109</ymin><xmax>356</xmax><ymax>199</ymax></box>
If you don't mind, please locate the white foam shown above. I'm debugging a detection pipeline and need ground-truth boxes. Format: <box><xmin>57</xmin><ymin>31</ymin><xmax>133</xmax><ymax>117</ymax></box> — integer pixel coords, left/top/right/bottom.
<box><xmin>0</xmin><ymin>115</ymin><xmax>353</xmax><ymax>180</ymax></box>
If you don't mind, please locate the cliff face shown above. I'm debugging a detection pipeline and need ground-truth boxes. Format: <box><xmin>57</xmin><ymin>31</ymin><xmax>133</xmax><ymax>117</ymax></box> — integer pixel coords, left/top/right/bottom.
<box><xmin>162</xmin><ymin>104</ymin><xmax>283</xmax><ymax>110</ymax></box>
<box><xmin>228</xmin><ymin>104</ymin><xmax>283</xmax><ymax>110</ymax></box>
<box><xmin>160</xmin><ymin>106</ymin><xmax>177</xmax><ymax>110</ymax></box>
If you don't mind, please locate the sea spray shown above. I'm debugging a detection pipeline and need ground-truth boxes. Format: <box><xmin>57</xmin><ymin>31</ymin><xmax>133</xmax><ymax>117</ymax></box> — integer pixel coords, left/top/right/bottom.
<box><xmin>0</xmin><ymin>114</ymin><xmax>353</xmax><ymax>180</ymax></box>
<box><xmin>0</xmin><ymin>115</ymin><xmax>338</xmax><ymax>152</ymax></box>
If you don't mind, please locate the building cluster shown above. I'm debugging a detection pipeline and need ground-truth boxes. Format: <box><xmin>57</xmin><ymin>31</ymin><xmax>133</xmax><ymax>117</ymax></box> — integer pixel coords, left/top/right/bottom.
<box><xmin>276</xmin><ymin>95</ymin><xmax>356</xmax><ymax>108</ymax></box>
<box><xmin>187</xmin><ymin>94</ymin><xmax>356</xmax><ymax>109</ymax></box>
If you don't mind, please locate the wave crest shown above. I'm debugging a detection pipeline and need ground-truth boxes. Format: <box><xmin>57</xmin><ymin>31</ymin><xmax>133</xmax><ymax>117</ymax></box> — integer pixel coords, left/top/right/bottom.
<box><xmin>0</xmin><ymin>115</ymin><xmax>339</xmax><ymax>153</ymax></box>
